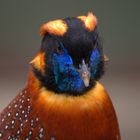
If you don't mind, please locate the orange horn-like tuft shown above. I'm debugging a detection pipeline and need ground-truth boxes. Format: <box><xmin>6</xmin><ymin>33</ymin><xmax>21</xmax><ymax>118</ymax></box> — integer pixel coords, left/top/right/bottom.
<box><xmin>40</xmin><ymin>19</ymin><xmax>68</xmax><ymax>36</ymax></box>
<box><xmin>78</xmin><ymin>12</ymin><xmax>97</xmax><ymax>31</ymax></box>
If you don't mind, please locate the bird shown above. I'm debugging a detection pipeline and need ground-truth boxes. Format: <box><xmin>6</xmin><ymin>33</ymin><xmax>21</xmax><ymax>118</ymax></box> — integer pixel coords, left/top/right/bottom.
<box><xmin>0</xmin><ymin>12</ymin><xmax>121</xmax><ymax>140</ymax></box>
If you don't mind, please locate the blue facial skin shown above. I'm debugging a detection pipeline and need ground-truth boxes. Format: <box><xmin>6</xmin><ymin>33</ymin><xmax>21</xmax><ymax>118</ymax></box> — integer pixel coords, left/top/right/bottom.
<box><xmin>90</xmin><ymin>48</ymin><xmax>100</xmax><ymax>78</ymax></box>
<box><xmin>52</xmin><ymin>48</ymin><xmax>85</xmax><ymax>93</ymax></box>
<box><xmin>52</xmin><ymin>46</ymin><xmax>100</xmax><ymax>93</ymax></box>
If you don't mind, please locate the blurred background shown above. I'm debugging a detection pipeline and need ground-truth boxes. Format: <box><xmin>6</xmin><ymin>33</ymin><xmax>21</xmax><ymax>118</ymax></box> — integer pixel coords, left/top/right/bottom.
<box><xmin>0</xmin><ymin>0</ymin><xmax>139</xmax><ymax>139</ymax></box>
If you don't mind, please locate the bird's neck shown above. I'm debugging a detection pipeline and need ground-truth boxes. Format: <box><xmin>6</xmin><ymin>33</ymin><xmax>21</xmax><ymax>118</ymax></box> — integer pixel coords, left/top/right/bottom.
<box><xmin>27</xmin><ymin>70</ymin><xmax>94</xmax><ymax>96</ymax></box>
<box><xmin>27</xmin><ymin>72</ymin><xmax>106</xmax><ymax>106</ymax></box>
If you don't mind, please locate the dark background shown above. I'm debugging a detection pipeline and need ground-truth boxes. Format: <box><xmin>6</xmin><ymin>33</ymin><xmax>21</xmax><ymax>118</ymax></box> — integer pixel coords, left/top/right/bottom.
<box><xmin>0</xmin><ymin>1</ymin><xmax>140</xmax><ymax>139</ymax></box>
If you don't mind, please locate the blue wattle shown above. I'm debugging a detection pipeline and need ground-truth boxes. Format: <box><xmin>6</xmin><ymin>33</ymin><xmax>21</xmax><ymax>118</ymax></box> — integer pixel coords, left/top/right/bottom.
<box><xmin>52</xmin><ymin>52</ymin><xmax>84</xmax><ymax>93</ymax></box>
<box><xmin>90</xmin><ymin>48</ymin><xmax>100</xmax><ymax>78</ymax></box>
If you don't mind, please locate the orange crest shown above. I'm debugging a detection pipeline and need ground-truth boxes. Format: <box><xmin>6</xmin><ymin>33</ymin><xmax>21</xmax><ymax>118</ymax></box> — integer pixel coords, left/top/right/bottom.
<box><xmin>77</xmin><ymin>12</ymin><xmax>97</xmax><ymax>31</ymax></box>
<box><xmin>40</xmin><ymin>19</ymin><xmax>68</xmax><ymax>36</ymax></box>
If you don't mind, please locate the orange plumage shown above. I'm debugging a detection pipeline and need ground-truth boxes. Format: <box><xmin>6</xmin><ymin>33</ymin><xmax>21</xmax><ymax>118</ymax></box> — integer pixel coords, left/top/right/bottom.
<box><xmin>0</xmin><ymin>12</ymin><xmax>121</xmax><ymax>140</ymax></box>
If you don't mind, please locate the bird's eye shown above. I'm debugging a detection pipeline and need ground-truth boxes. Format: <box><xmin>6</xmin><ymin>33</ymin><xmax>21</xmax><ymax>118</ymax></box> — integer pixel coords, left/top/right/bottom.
<box><xmin>58</xmin><ymin>46</ymin><xmax>62</xmax><ymax>51</ymax></box>
<box><xmin>56</xmin><ymin>46</ymin><xmax>63</xmax><ymax>54</ymax></box>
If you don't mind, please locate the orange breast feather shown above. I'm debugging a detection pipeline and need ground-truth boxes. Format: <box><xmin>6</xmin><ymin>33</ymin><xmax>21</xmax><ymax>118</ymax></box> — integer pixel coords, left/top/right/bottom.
<box><xmin>35</xmin><ymin>81</ymin><xmax>121</xmax><ymax>140</ymax></box>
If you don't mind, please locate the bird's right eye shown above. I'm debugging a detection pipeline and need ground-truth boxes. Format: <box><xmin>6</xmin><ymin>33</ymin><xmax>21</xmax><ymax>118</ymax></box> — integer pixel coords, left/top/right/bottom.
<box><xmin>56</xmin><ymin>46</ymin><xmax>64</xmax><ymax>54</ymax></box>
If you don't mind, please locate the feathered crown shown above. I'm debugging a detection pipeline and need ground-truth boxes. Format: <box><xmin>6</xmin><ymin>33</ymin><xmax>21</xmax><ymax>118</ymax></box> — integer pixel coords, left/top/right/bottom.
<box><xmin>40</xmin><ymin>12</ymin><xmax>97</xmax><ymax>37</ymax></box>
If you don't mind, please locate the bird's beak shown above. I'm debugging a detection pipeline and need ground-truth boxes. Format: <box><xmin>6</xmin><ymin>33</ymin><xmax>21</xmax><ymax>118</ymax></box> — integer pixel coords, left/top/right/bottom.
<box><xmin>81</xmin><ymin>71</ymin><xmax>90</xmax><ymax>87</ymax></box>
<box><xmin>78</xmin><ymin>59</ymin><xmax>91</xmax><ymax>87</ymax></box>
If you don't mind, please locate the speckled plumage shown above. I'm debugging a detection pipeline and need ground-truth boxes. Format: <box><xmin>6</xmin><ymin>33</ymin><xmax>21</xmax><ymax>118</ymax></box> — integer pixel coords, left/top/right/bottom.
<box><xmin>0</xmin><ymin>12</ymin><xmax>121</xmax><ymax>140</ymax></box>
<box><xmin>0</xmin><ymin>88</ymin><xmax>45</xmax><ymax>140</ymax></box>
